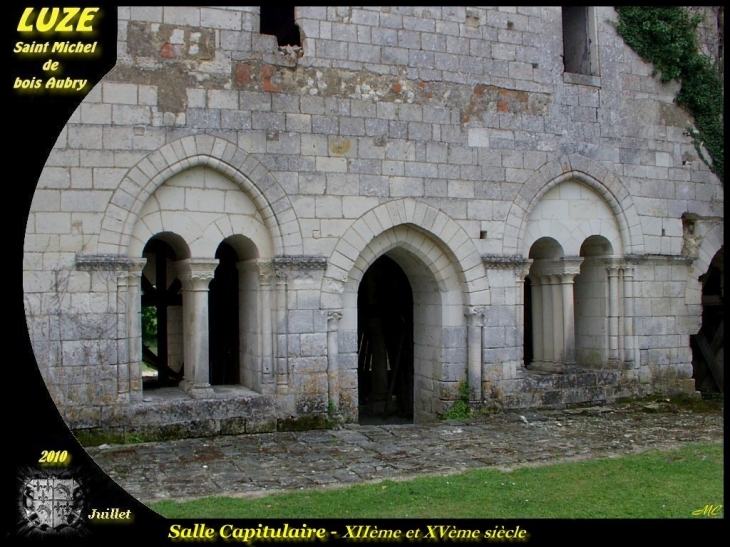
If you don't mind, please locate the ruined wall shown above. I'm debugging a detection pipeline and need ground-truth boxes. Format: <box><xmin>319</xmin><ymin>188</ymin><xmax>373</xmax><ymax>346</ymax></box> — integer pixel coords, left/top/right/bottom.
<box><xmin>23</xmin><ymin>7</ymin><xmax>724</xmax><ymax>435</ymax></box>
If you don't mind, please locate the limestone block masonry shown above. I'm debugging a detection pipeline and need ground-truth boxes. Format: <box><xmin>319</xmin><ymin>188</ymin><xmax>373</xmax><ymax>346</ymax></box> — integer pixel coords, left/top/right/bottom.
<box><xmin>23</xmin><ymin>7</ymin><xmax>724</xmax><ymax>441</ymax></box>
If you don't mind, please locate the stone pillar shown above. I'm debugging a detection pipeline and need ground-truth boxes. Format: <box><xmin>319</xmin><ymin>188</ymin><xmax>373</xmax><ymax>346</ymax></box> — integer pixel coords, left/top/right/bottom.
<box><xmin>176</xmin><ymin>258</ymin><xmax>218</xmax><ymax>398</ymax></box>
<box><xmin>516</xmin><ymin>260</ymin><xmax>532</xmax><ymax>368</ymax></box>
<box><xmin>256</xmin><ymin>259</ymin><xmax>275</xmax><ymax>390</ymax></box>
<box><xmin>327</xmin><ymin>310</ymin><xmax>343</xmax><ymax>410</ymax></box>
<box><xmin>540</xmin><ymin>274</ymin><xmax>554</xmax><ymax>364</ymax></box>
<box><xmin>115</xmin><ymin>259</ymin><xmax>146</xmax><ymax>402</ymax></box>
<box><xmin>528</xmin><ymin>257</ymin><xmax>582</xmax><ymax>373</ymax></box>
<box><xmin>622</xmin><ymin>264</ymin><xmax>635</xmax><ymax>367</ymax></box>
<box><xmin>274</xmin><ymin>265</ymin><xmax>289</xmax><ymax>388</ymax></box>
<box><xmin>606</xmin><ymin>262</ymin><xmax>621</xmax><ymax>367</ymax></box>
<box><xmin>559</xmin><ymin>260</ymin><xmax>582</xmax><ymax>367</ymax></box>
<box><xmin>465</xmin><ymin>306</ymin><xmax>484</xmax><ymax>402</ymax></box>
<box><xmin>550</xmin><ymin>275</ymin><xmax>563</xmax><ymax>364</ymax></box>
<box><xmin>530</xmin><ymin>274</ymin><xmax>544</xmax><ymax>365</ymax></box>
<box><xmin>125</xmin><ymin>260</ymin><xmax>146</xmax><ymax>401</ymax></box>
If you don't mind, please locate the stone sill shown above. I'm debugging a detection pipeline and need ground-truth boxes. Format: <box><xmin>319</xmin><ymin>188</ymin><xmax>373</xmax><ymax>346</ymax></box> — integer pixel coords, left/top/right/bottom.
<box><xmin>563</xmin><ymin>72</ymin><xmax>601</xmax><ymax>88</ymax></box>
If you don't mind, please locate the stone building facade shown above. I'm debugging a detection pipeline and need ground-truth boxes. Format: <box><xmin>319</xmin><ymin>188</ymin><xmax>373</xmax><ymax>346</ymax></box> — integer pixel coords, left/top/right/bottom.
<box><xmin>23</xmin><ymin>7</ymin><xmax>724</xmax><ymax>440</ymax></box>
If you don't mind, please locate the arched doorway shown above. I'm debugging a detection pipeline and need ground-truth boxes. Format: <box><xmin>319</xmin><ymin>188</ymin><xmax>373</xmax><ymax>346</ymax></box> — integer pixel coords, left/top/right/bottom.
<box><xmin>357</xmin><ymin>255</ymin><xmax>414</xmax><ymax>424</ymax></box>
<box><xmin>691</xmin><ymin>247</ymin><xmax>724</xmax><ymax>394</ymax></box>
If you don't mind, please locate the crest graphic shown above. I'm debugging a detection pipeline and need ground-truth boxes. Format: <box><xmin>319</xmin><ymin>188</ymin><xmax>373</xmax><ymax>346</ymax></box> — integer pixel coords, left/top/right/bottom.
<box><xmin>22</xmin><ymin>476</ymin><xmax>85</xmax><ymax>531</ymax></box>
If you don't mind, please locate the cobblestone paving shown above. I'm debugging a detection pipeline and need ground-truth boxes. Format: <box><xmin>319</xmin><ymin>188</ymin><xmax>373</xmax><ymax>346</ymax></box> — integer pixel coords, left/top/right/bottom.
<box><xmin>86</xmin><ymin>402</ymin><xmax>724</xmax><ymax>504</ymax></box>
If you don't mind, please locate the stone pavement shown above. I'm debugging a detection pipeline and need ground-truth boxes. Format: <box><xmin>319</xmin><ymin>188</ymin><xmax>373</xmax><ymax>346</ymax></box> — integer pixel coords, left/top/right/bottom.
<box><xmin>86</xmin><ymin>401</ymin><xmax>723</xmax><ymax>504</ymax></box>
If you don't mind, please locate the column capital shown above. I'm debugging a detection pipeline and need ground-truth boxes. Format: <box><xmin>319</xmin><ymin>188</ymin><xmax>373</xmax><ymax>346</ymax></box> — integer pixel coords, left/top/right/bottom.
<box><xmin>126</xmin><ymin>258</ymin><xmax>147</xmax><ymax>277</ymax></box>
<box><xmin>464</xmin><ymin>306</ymin><xmax>485</xmax><ymax>326</ymax></box>
<box><xmin>327</xmin><ymin>310</ymin><xmax>343</xmax><ymax>323</ymax></box>
<box><xmin>175</xmin><ymin>258</ymin><xmax>219</xmax><ymax>290</ymax></box>
<box><xmin>530</xmin><ymin>256</ymin><xmax>583</xmax><ymax>278</ymax></box>
<box><xmin>516</xmin><ymin>258</ymin><xmax>533</xmax><ymax>280</ymax></box>
<box><xmin>255</xmin><ymin>258</ymin><xmax>276</xmax><ymax>284</ymax></box>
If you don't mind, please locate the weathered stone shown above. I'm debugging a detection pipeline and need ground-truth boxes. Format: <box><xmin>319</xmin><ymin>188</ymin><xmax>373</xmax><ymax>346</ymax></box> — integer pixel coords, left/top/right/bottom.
<box><xmin>23</xmin><ymin>7</ymin><xmax>724</xmax><ymax>441</ymax></box>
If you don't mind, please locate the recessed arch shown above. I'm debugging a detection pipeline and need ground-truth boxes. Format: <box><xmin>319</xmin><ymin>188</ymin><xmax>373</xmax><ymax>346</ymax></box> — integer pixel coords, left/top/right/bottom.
<box><xmin>522</xmin><ymin>179</ymin><xmax>623</xmax><ymax>257</ymax></box>
<box><xmin>129</xmin><ymin>166</ymin><xmax>273</xmax><ymax>260</ymax></box>
<box><xmin>97</xmin><ymin>135</ymin><xmax>303</xmax><ymax>258</ymax></box>
<box><xmin>503</xmin><ymin>155</ymin><xmax>643</xmax><ymax>257</ymax></box>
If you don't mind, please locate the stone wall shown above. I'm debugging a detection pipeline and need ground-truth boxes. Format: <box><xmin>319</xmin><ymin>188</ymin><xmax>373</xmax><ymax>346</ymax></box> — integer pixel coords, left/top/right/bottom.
<box><xmin>24</xmin><ymin>7</ymin><xmax>723</xmax><ymax>437</ymax></box>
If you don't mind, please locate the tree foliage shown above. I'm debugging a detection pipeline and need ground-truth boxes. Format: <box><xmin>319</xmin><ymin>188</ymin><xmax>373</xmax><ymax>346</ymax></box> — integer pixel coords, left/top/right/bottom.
<box><xmin>615</xmin><ymin>7</ymin><xmax>724</xmax><ymax>183</ymax></box>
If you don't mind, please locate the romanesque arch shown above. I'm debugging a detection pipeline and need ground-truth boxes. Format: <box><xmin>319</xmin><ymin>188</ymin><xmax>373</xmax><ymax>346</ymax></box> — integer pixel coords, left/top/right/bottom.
<box><xmin>97</xmin><ymin>134</ymin><xmax>303</xmax><ymax>258</ymax></box>
<box><xmin>503</xmin><ymin>155</ymin><xmax>644</xmax><ymax>257</ymax></box>
<box><xmin>515</xmin><ymin>159</ymin><xmax>640</xmax><ymax>373</ymax></box>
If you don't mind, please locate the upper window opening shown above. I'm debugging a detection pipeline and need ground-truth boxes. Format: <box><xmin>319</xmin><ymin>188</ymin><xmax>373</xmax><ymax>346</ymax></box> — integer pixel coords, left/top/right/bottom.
<box><xmin>562</xmin><ymin>6</ymin><xmax>599</xmax><ymax>76</ymax></box>
<box><xmin>260</xmin><ymin>6</ymin><xmax>301</xmax><ymax>47</ymax></box>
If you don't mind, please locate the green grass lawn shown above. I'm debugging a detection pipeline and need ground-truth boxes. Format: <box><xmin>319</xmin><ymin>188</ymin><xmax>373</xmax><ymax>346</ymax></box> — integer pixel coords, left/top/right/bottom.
<box><xmin>150</xmin><ymin>442</ymin><xmax>723</xmax><ymax>519</ymax></box>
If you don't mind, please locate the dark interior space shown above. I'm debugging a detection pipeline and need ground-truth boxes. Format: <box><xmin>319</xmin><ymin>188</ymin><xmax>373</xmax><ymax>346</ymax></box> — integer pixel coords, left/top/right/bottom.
<box><xmin>141</xmin><ymin>238</ymin><xmax>182</xmax><ymax>389</ymax></box>
<box><xmin>691</xmin><ymin>247</ymin><xmax>724</xmax><ymax>395</ymax></box>
<box><xmin>357</xmin><ymin>255</ymin><xmax>414</xmax><ymax>424</ymax></box>
<box><xmin>260</xmin><ymin>6</ymin><xmax>301</xmax><ymax>47</ymax></box>
<box><xmin>523</xmin><ymin>276</ymin><xmax>533</xmax><ymax>366</ymax></box>
<box><xmin>209</xmin><ymin>241</ymin><xmax>240</xmax><ymax>386</ymax></box>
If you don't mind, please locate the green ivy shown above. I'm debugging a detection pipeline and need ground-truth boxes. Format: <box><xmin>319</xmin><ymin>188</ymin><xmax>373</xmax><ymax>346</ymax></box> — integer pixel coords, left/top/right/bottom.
<box><xmin>614</xmin><ymin>7</ymin><xmax>724</xmax><ymax>183</ymax></box>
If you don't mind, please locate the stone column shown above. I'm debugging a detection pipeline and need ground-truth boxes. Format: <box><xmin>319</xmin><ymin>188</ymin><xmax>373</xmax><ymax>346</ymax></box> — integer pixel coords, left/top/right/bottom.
<box><xmin>125</xmin><ymin>260</ymin><xmax>146</xmax><ymax>401</ymax></box>
<box><xmin>540</xmin><ymin>273</ymin><xmax>554</xmax><ymax>365</ymax></box>
<box><xmin>327</xmin><ymin>310</ymin><xmax>343</xmax><ymax>410</ymax></box>
<box><xmin>256</xmin><ymin>259</ymin><xmax>275</xmax><ymax>390</ymax></box>
<box><xmin>528</xmin><ymin>257</ymin><xmax>582</xmax><ymax>373</ymax></box>
<box><xmin>115</xmin><ymin>259</ymin><xmax>146</xmax><ymax>402</ymax></box>
<box><xmin>550</xmin><ymin>275</ymin><xmax>564</xmax><ymax>364</ymax></box>
<box><xmin>559</xmin><ymin>260</ymin><xmax>582</xmax><ymax>367</ymax></box>
<box><xmin>622</xmin><ymin>264</ymin><xmax>635</xmax><ymax>367</ymax></box>
<box><xmin>516</xmin><ymin>260</ymin><xmax>532</xmax><ymax>368</ymax></box>
<box><xmin>274</xmin><ymin>264</ymin><xmax>289</xmax><ymax>388</ymax></box>
<box><xmin>530</xmin><ymin>274</ymin><xmax>544</xmax><ymax>366</ymax></box>
<box><xmin>465</xmin><ymin>306</ymin><xmax>484</xmax><ymax>402</ymax></box>
<box><xmin>606</xmin><ymin>262</ymin><xmax>621</xmax><ymax>367</ymax></box>
<box><xmin>176</xmin><ymin>258</ymin><xmax>218</xmax><ymax>398</ymax></box>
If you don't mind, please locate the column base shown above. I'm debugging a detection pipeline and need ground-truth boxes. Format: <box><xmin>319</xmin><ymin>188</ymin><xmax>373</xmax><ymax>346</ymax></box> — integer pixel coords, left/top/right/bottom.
<box><xmin>180</xmin><ymin>379</ymin><xmax>215</xmax><ymax>399</ymax></box>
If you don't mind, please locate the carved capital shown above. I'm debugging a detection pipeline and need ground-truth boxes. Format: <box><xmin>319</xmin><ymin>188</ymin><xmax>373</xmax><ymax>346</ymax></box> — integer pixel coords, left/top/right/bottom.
<box><xmin>254</xmin><ymin>259</ymin><xmax>276</xmax><ymax>284</ymax></box>
<box><xmin>530</xmin><ymin>256</ymin><xmax>583</xmax><ymax>278</ymax></box>
<box><xmin>327</xmin><ymin>310</ymin><xmax>343</xmax><ymax>325</ymax></box>
<box><xmin>464</xmin><ymin>306</ymin><xmax>485</xmax><ymax>326</ymax></box>
<box><xmin>175</xmin><ymin>258</ymin><xmax>218</xmax><ymax>290</ymax></box>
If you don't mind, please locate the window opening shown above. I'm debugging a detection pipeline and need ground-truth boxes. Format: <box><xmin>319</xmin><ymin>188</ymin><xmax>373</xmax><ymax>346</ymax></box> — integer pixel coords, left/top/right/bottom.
<box><xmin>141</xmin><ymin>239</ymin><xmax>183</xmax><ymax>390</ymax></box>
<box><xmin>209</xmin><ymin>241</ymin><xmax>241</xmax><ymax>386</ymax></box>
<box><xmin>562</xmin><ymin>6</ymin><xmax>598</xmax><ymax>75</ymax></box>
<box><xmin>260</xmin><ymin>6</ymin><xmax>301</xmax><ymax>47</ymax></box>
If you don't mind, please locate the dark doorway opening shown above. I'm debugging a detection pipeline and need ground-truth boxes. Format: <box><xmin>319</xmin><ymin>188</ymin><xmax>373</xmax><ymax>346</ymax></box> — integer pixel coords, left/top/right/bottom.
<box><xmin>260</xmin><ymin>6</ymin><xmax>301</xmax><ymax>47</ymax></box>
<box><xmin>209</xmin><ymin>241</ymin><xmax>240</xmax><ymax>386</ymax></box>
<box><xmin>523</xmin><ymin>276</ymin><xmax>533</xmax><ymax>366</ymax></box>
<box><xmin>691</xmin><ymin>247</ymin><xmax>724</xmax><ymax>395</ymax></box>
<box><xmin>141</xmin><ymin>238</ymin><xmax>183</xmax><ymax>390</ymax></box>
<box><xmin>357</xmin><ymin>255</ymin><xmax>414</xmax><ymax>424</ymax></box>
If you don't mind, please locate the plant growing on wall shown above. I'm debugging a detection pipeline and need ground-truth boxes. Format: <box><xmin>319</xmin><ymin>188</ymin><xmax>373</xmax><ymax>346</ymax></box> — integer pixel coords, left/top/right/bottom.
<box><xmin>614</xmin><ymin>7</ymin><xmax>724</xmax><ymax>183</ymax></box>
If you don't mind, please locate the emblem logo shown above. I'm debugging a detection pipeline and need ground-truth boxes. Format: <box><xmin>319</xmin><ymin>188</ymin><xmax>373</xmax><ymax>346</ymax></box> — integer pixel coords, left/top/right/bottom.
<box><xmin>22</xmin><ymin>476</ymin><xmax>85</xmax><ymax>531</ymax></box>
